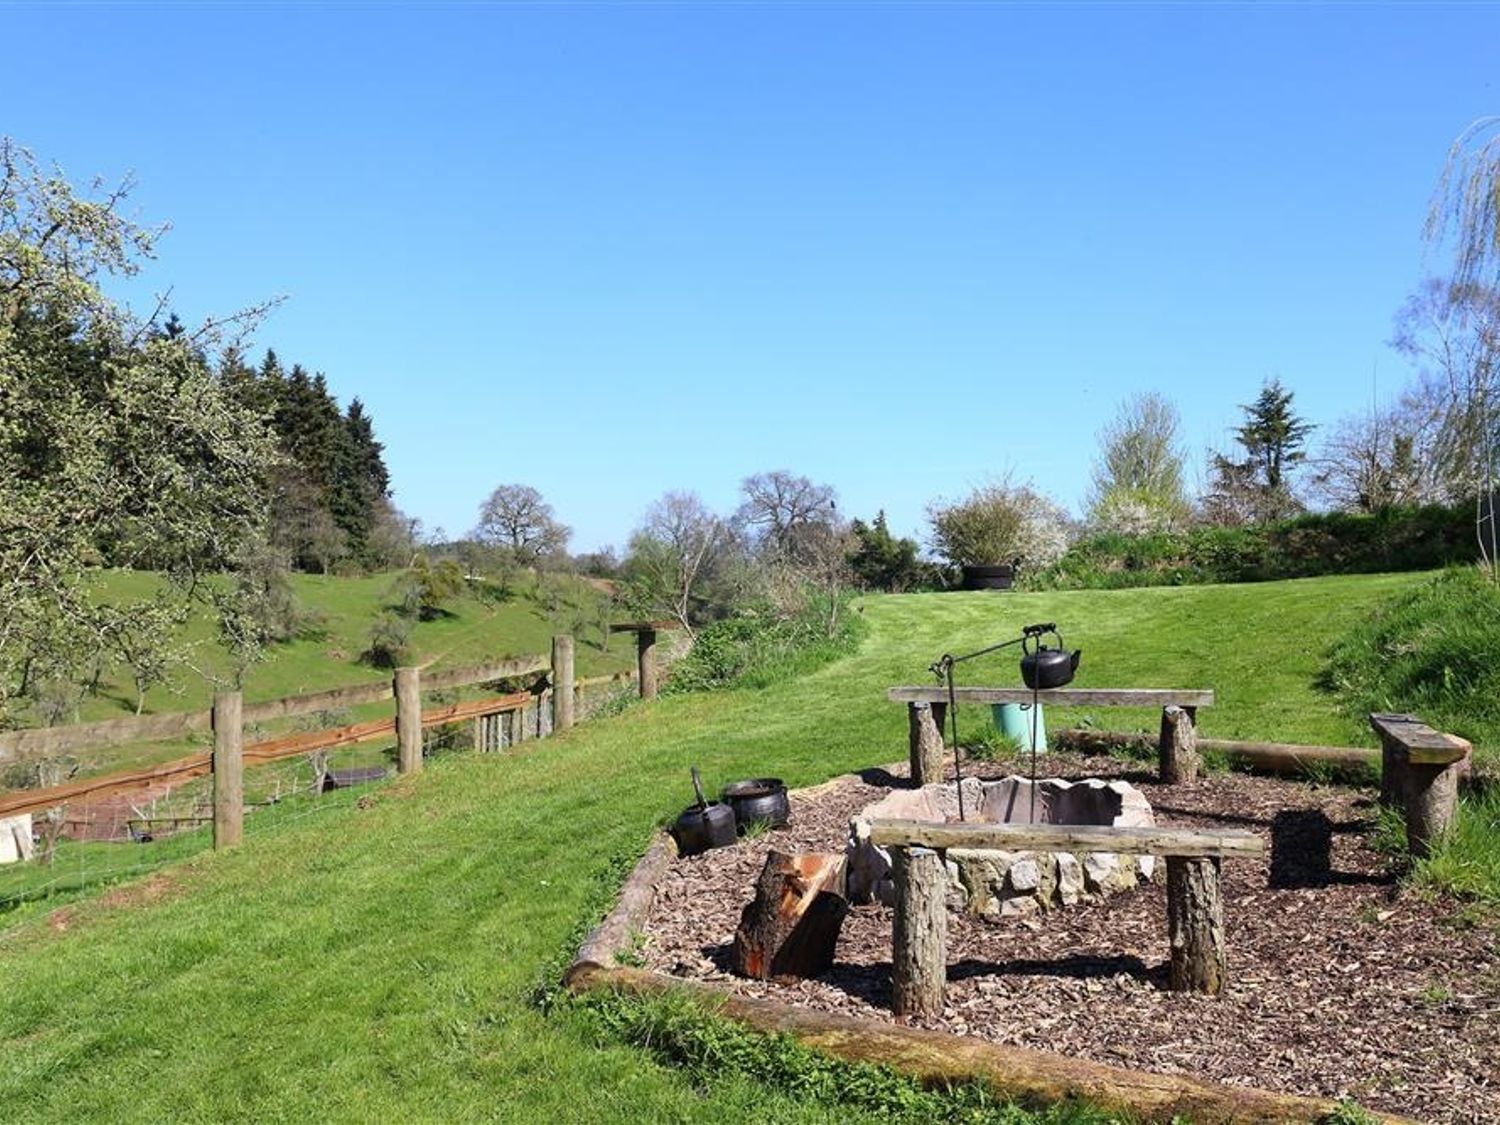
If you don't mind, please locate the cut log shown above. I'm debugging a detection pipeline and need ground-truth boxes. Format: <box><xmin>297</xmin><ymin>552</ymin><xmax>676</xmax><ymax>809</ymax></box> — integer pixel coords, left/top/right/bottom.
<box><xmin>1158</xmin><ymin>704</ymin><xmax>1198</xmax><ymax>784</ymax></box>
<box><xmin>1166</xmin><ymin>855</ymin><xmax>1226</xmax><ymax>995</ymax></box>
<box><xmin>732</xmin><ymin>850</ymin><xmax>848</xmax><ymax>982</ymax></box>
<box><xmin>907</xmin><ymin>701</ymin><xmax>947</xmax><ymax>785</ymax></box>
<box><xmin>1405</xmin><ymin>762</ymin><xmax>1461</xmax><ymax>859</ymax></box>
<box><xmin>891</xmin><ymin>845</ymin><xmax>946</xmax><ymax>1019</ymax></box>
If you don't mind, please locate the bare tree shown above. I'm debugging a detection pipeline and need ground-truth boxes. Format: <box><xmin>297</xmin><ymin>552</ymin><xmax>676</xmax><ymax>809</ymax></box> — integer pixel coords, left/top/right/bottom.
<box><xmin>736</xmin><ymin>471</ymin><xmax>839</xmax><ymax>564</ymax></box>
<box><xmin>1309</xmin><ymin>407</ymin><xmax>1427</xmax><ymax>513</ymax></box>
<box><xmin>473</xmin><ymin>483</ymin><xmax>571</xmax><ymax>566</ymax></box>
<box><xmin>622</xmin><ymin>491</ymin><xmax>735</xmax><ymax>634</ymax></box>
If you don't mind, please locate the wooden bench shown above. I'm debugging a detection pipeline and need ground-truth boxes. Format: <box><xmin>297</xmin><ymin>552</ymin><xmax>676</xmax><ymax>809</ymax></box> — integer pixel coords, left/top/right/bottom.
<box><xmin>1369</xmin><ymin>712</ymin><xmax>1471</xmax><ymax>857</ymax></box>
<box><xmin>887</xmin><ymin>687</ymin><xmax>1216</xmax><ymax>785</ymax></box>
<box><xmin>869</xmin><ymin>819</ymin><xmax>1263</xmax><ymax>1014</ymax></box>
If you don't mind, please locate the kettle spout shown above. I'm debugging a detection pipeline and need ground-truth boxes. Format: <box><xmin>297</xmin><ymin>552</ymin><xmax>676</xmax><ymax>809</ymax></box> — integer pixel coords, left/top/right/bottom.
<box><xmin>1069</xmin><ymin>650</ymin><xmax>1082</xmax><ymax>672</ymax></box>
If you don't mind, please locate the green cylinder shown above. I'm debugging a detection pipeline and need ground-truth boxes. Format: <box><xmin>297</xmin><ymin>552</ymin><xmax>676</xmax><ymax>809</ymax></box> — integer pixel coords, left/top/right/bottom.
<box><xmin>993</xmin><ymin>702</ymin><xmax>1047</xmax><ymax>753</ymax></box>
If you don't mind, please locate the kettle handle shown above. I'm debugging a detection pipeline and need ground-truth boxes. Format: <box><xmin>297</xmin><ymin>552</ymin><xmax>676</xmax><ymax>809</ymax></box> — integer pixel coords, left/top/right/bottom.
<box><xmin>691</xmin><ymin>766</ymin><xmax>708</xmax><ymax>810</ymax></box>
<box><xmin>1021</xmin><ymin>623</ymin><xmax>1063</xmax><ymax>653</ymax></box>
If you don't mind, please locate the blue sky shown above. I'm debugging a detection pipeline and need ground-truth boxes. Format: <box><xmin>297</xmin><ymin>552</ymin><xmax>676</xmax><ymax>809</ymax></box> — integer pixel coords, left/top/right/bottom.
<box><xmin>4</xmin><ymin>2</ymin><xmax>1497</xmax><ymax>551</ymax></box>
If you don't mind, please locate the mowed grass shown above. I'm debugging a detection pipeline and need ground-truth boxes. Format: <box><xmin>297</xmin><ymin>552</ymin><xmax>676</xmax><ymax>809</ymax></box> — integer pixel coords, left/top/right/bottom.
<box><xmin>0</xmin><ymin>574</ymin><xmax>1430</xmax><ymax>1121</ymax></box>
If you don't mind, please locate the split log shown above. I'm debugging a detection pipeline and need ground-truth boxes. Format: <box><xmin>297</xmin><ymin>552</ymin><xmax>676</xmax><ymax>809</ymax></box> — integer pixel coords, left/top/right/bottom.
<box><xmin>1166</xmin><ymin>856</ymin><xmax>1226</xmax><ymax>995</ymax></box>
<box><xmin>907</xmin><ymin>701</ymin><xmax>947</xmax><ymax>785</ymax></box>
<box><xmin>1158</xmin><ymin>705</ymin><xmax>1198</xmax><ymax>784</ymax></box>
<box><xmin>732</xmin><ymin>851</ymin><xmax>848</xmax><ymax>982</ymax></box>
<box><xmin>891</xmin><ymin>845</ymin><xmax>946</xmax><ymax>1019</ymax></box>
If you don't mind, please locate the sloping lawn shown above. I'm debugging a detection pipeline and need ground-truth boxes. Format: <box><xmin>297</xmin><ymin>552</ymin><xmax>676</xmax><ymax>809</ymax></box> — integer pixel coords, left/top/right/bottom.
<box><xmin>0</xmin><ymin>574</ymin><xmax>1425</xmax><ymax>1121</ymax></box>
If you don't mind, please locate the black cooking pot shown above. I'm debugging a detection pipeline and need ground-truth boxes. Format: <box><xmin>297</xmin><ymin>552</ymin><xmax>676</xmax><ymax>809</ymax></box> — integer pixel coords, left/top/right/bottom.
<box><xmin>1019</xmin><ymin>625</ymin><xmax>1081</xmax><ymax>690</ymax></box>
<box><xmin>671</xmin><ymin>767</ymin><xmax>738</xmax><ymax>856</ymax></box>
<box><xmin>721</xmin><ymin>778</ymin><xmax>790</xmax><ymax>832</ymax></box>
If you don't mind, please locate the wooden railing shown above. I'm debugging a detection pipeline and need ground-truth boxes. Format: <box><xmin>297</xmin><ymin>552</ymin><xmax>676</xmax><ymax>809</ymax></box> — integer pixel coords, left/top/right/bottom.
<box><xmin>0</xmin><ymin>633</ymin><xmax>657</xmax><ymax>847</ymax></box>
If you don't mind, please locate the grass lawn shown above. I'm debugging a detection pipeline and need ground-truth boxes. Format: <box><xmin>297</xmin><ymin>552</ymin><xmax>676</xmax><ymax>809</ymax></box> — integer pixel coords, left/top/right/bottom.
<box><xmin>0</xmin><ymin>573</ymin><xmax>1435</xmax><ymax>1121</ymax></box>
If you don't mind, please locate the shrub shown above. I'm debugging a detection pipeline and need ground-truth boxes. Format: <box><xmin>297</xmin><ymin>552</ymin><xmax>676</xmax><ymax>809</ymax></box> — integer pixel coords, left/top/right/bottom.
<box><xmin>362</xmin><ymin>611</ymin><xmax>412</xmax><ymax>668</ymax></box>
<box><xmin>665</xmin><ymin>590</ymin><xmax>864</xmax><ymax>694</ymax></box>
<box><xmin>927</xmin><ymin>482</ymin><xmax>1071</xmax><ymax>571</ymax></box>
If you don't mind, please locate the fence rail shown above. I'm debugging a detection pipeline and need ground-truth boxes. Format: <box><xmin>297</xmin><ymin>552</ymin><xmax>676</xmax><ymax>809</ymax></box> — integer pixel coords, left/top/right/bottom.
<box><xmin>0</xmin><ymin>636</ymin><xmax>658</xmax><ymax>842</ymax></box>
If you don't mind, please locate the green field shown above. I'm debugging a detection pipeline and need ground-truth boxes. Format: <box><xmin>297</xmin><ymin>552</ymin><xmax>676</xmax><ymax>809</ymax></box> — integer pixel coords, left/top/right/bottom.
<box><xmin>72</xmin><ymin>569</ymin><xmax>632</xmax><ymax>722</ymax></box>
<box><xmin>0</xmin><ymin>573</ymin><xmax>1440</xmax><ymax>1121</ymax></box>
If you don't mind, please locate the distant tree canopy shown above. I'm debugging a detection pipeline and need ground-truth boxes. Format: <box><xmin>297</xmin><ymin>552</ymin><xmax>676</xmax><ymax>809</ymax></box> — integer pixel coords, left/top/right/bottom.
<box><xmin>1086</xmin><ymin>392</ymin><xmax>1191</xmax><ymax>535</ymax></box>
<box><xmin>1203</xmin><ymin>379</ymin><xmax>1314</xmax><ymax>525</ymax></box>
<box><xmin>220</xmin><ymin>348</ymin><xmax>392</xmax><ymax>573</ymax></box>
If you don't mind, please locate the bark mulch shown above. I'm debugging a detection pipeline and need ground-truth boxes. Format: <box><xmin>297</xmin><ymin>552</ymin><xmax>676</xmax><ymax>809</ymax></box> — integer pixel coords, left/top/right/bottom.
<box><xmin>642</xmin><ymin>754</ymin><xmax>1499</xmax><ymax>1124</ymax></box>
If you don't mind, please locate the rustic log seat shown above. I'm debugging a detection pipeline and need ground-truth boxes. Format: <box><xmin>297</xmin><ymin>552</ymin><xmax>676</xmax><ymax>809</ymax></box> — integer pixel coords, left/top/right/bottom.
<box><xmin>1370</xmin><ymin>712</ymin><xmax>1471</xmax><ymax>858</ymax></box>
<box><xmin>887</xmin><ymin>687</ymin><xmax>1215</xmax><ymax>786</ymax></box>
<box><xmin>867</xmin><ymin>818</ymin><xmax>1264</xmax><ymax>1013</ymax></box>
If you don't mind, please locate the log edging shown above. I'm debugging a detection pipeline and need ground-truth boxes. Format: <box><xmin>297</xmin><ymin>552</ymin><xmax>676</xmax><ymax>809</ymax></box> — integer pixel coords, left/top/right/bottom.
<box><xmin>563</xmin><ymin>831</ymin><xmax>678</xmax><ymax>987</ymax></box>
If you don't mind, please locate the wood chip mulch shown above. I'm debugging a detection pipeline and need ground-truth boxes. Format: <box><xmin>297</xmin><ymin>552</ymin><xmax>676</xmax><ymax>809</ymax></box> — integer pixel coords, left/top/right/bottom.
<box><xmin>641</xmin><ymin>754</ymin><xmax>1499</xmax><ymax>1124</ymax></box>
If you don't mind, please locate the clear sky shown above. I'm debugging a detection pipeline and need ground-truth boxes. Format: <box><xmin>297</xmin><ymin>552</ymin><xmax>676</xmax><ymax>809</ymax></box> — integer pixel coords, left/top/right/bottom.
<box><xmin>4</xmin><ymin>2</ymin><xmax>1497</xmax><ymax>552</ymax></box>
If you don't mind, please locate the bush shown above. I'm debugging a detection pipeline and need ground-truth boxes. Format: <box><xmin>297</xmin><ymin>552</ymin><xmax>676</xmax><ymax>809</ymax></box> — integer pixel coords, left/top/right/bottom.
<box><xmin>665</xmin><ymin>591</ymin><xmax>864</xmax><ymax>694</ymax></box>
<box><xmin>927</xmin><ymin>482</ymin><xmax>1071</xmax><ymax>571</ymax></box>
<box><xmin>1031</xmin><ymin>504</ymin><xmax>1477</xmax><ymax>590</ymax></box>
<box><xmin>362</xmin><ymin>611</ymin><xmax>412</xmax><ymax>668</ymax></box>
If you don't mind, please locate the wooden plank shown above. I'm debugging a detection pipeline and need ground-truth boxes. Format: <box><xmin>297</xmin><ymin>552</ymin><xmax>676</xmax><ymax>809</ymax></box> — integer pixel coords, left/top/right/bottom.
<box><xmin>242</xmin><ymin>680</ymin><xmax>392</xmax><ymax>723</ymax></box>
<box><xmin>423</xmin><ymin>655</ymin><xmax>549</xmax><ymax>691</ymax></box>
<box><xmin>887</xmin><ymin>686</ymin><xmax>1216</xmax><ymax>708</ymax></box>
<box><xmin>609</xmin><ymin>620</ymin><xmax>681</xmax><ymax>633</ymax></box>
<box><xmin>419</xmin><ymin>692</ymin><xmax>532</xmax><ymax>727</ymax></box>
<box><xmin>1368</xmin><ymin>713</ymin><xmax>1471</xmax><ymax>764</ymax></box>
<box><xmin>0</xmin><ymin>709</ymin><xmax>211</xmax><ymax>761</ymax></box>
<box><xmin>868</xmin><ymin>819</ymin><xmax>1263</xmax><ymax>858</ymax></box>
<box><xmin>0</xmin><ymin>753</ymin><xmax>213</xmax><ymax>819</ymax></box>
<box><xmin>242</xmin><ymin>717</ymin><xmax>396</xmax><ymax>763</ymax></box>
<box><xmin>576</xmin><ymin>671</ymin><xmax>638</xmax><ymax>689</ymax></box>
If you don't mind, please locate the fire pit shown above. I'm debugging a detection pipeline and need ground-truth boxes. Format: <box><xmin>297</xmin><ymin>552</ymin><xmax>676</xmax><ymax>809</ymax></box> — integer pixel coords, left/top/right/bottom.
<box><xmin>846</xmin><ymin>776</ymin><xmax>1155</xmax><ymax>917</ymax></box>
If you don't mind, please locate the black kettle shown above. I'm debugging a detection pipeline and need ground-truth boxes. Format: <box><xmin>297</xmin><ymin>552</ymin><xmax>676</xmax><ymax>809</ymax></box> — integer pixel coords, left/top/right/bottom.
<box><xmin>671</xmin><ymin>767</ymin><xmax>738</xmax><ymax>856</ymax></box>
<box><xmin>1019</xmin><ymin>624</ymin><xmax>1081</xmax><ymax>690</ymax></box>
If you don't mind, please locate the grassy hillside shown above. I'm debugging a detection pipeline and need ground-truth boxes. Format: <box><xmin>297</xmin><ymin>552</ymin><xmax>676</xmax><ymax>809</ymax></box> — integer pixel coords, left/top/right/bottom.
<box><xmin>72</xmin><ymin>569</ymin><xmax>631</xmax><ymax>722</ymax></box>
<box><xmin>0</xmin><ymin>574</ymin><xmax>1432</xmax><ymax>1121</ymax></box>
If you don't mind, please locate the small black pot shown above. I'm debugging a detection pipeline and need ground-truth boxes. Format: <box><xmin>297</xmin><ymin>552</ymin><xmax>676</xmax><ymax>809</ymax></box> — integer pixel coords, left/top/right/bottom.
<box><xmin>961</xmin><ymin>564</ymin><xmax>1015</xmax><ymax>591</ymax></box>
<box><xmin>721</xmin><ymin>778</ymin><xmax>791</xmax><ymax>832</ymax></box>
<box><xmin>672</xmin><ymin>767</ymin><xmax>739</xmax><ymax>856</ymax></box>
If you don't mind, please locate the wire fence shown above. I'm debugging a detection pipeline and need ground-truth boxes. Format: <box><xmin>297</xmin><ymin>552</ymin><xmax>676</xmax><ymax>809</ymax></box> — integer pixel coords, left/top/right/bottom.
<box><xmin>0</xmin><ymin>659</ymin><xmax>642</xmax><ymax>920</ymax></box>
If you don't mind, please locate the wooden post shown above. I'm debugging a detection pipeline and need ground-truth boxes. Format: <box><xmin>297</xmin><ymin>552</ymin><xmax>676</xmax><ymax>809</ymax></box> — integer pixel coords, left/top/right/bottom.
<box><xmin>1159</xmin><ymin>705</ymin><xmax>1199</xmax><ymax>784</ymax></box>
<box><xmin>552</xmin><ymin>634</ymin><xmax>576</xmax><ymax>732</ymax></box>
<box><xmin>907</xmin><ymin>702</ymin><xmax>946</xmax><ymax>785</ymax></box>
<box><xmin>1404</xmin><ymin>761</ymin><xmax>1462</xmax><ymax>858</ymax></box>
<box><xmin>394</xmin><ymin>666</ymin><xmax>422</xmax><ymax>774</ymax></box>
<box><xmin>1378</xmin><ymin>732</ymin><xmax>1408</xmax><ymax>808</ymax></box>
<box><xmin>472</xmin><ymin>717</ymin><xmax>483</xmax><ymax>753</ymax></box>
<box><xmin>515</xmin><ymin>702</ymin><xmax>528</xmax><ymax>743</ymax></box>
<box><xmin>637</xmin><ymin>628</ymin><xmax>658</xmax><ymax>700</ymax></box>
<box><xmin>891</xmin><ymin>845</ymin><xmax>946</xmax><ymax>1019</ymax></box>
<box><xmin>212</xmin><ymin>691</ymin><xmax>243</xmax><ymax>850</ymax></box>
<box><xmin>1166</xmin><ymin>856</ymin><xmax>1226</xmax><ymax>995</ymax></box>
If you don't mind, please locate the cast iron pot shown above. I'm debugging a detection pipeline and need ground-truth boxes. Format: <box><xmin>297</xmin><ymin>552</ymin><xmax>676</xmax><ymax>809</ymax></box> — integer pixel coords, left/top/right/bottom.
<box><xmin>1020</xmin><ymin>626</ymin><xmax>1081</xmax><ymax>690</ymax></box>
<box><xmin>671</xmin><ymin>767</ymin><xmax>738</xmax><ymax>856</ymax></box>
<box><xmin>721</xmin><ymin>778</ymin><xmax>790</xmax><ymax>832</ymax></box>
<box><xmin>960</xmin><ymin>563</ymin><xmax>1015</xmax><ymax>591</ymax></box>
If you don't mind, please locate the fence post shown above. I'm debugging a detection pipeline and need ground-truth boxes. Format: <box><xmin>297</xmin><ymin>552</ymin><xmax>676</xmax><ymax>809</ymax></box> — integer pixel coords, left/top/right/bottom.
<box><xmin>552</xmin><ymin>634</ymin><xmax>575</xmax><ymax>731</ymax></box>
<box><xmin>212</xmin><ymin>691</ymin><xmax>243</xmax><ymax>850</ymax></box>
<box><xmin>394</xmin><ymin>666</ymin><xmax>422</xmax><ymax>774</ymax></box>
<box><xmin>638</xmin><ymin>628</ymin><xmax>659</xmax><ymax>700</ymax></box>
<box><xmin>907</xmin><ymin>702</ymin><xmax>946</xmax><ymax>786</ymax></box>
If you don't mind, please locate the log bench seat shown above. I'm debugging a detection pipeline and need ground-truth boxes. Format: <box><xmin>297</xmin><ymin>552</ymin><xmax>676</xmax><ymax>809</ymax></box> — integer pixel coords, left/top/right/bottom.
<box><xmin>1370</xmin><ymin>712</ymin><xmax>1472</xmax><ymax>857</ymax></box>
<box><xmin>868</xmin><ymin>819</ymin><xmax>1265</xmax><ymax>1013</ymax></box>
<box><xmin>887</xmin><ymin>687</ymin><xmax>1216</xmax><ymax>786</ymax></box>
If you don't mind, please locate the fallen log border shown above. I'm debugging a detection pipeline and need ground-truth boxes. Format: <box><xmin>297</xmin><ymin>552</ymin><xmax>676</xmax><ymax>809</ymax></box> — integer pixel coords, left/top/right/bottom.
<box><xmin>1056</xmin><ymin>728</ymin><xmax>1380</xmax><ymax>778</ymax></box>
<box><xmin>563</xmin><ymin>798</ymin><xmax>1411</xmax><ymax>1125</ymax></box>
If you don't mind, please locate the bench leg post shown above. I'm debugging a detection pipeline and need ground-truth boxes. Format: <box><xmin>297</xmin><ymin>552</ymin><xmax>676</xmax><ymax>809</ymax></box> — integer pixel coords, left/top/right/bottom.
<box><xmin>1378</xmin><ymin>734</ymin><xmax>1409</xmax><ymax>809</ymax></box>
<box><xmin>1405</xmin><ymin>759</ymin><xmax>1463</xmax><ymax>858</ymax></box>
<box><xmin>891</xmin><ymin>846</ymin><xmax>946</xmax><ymax>1019</ymax></box>
<box><xmin>1166</xmin><ymin>855</ymin><xmax>1226</xmax><ymax>995</ymax></box>
<box><xmin>1159</xmin><ymin>705</ymin><xmax>1198</xmax><ymax>784</ymax></box>
<box><xmin>908</xmin><ymin>702</ymin><xmax>946</xmax><ymax>786</ymax></box>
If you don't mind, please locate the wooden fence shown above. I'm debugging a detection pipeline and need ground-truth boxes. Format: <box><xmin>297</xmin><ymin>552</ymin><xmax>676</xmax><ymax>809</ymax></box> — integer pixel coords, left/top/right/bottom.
<box><xmin>0</xmin><ymin>633</ymin><xmax>650</xmax><ymax>847</ymax></box>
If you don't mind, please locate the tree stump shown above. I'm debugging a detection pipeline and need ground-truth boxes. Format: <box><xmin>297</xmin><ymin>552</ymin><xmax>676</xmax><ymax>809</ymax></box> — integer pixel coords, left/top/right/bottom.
<box><xmin>1158</xmin><ymin>705</ymin><xmax>1198</xmax><ymax>785</ymax></box>
<box><xmin>1166</xmin><ymin>855</ymin><xmax>1226</xmax><ymax>995</ymax></box>
<box><xmin>732</xmin><ymin>851</ymin><xmax>848</xmax><ymax>981</ymax></box>
<box><xmin>891</xmin><ymin>845</ymin><xmax>947</xmax><ymax>1019</ymax></box>
<box><xmin>907</xmin><ymin>701</ymin><xmax>947</xmax><ymax>786</ymax></box>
